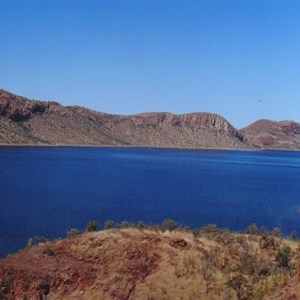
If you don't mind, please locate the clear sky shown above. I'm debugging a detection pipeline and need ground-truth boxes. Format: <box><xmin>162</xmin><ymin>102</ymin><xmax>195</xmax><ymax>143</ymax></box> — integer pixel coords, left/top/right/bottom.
<box><xmin>1</xmin><ymin>0</ymin><xmax>300</xmax><ymax>128</ymax></box>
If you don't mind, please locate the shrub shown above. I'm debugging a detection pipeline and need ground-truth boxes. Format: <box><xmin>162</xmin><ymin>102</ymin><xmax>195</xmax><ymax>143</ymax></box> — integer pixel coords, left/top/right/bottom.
<box><xmin>227</xmin><ymin>275</ymin><xmax>252</xmax><ymax>300</ymax></box>
<box><xmin>201</xmin><ymin>224</ymin><xmax>219</xmax><ymax>234</ymax></box>
<box><xmin>182</xmin><ymin>225</ymin><xmax>191</xmax><ymax>232</ymax></box>
<box><xmin>121</xmin><ymin>221</ymin><xmax>130</xmax><ymax>229</ymax></box>
<box><xmin>258</xmin><ymin>266</ymin><xmax>270</xmax><ymax>277</ymax></box>
<box><xmin>86</xmin><ymin>220</ymin><xmax>99</xmax><ymax>232</ymax></box>
<box><xmin>148</xmin><ymin>223</ymin><xmax>161</xmax><ymax>232</ymax></box>
<box><xmin>192</xmin><ymin>229</ymin><xmax>201</xmax><ymax>238</ymax></box>
<box><xmin>290</xmin><ymin>231</ymin><xmax>297</xmax><ymax>240</ymax></box>
<box><xmin>66</xmin><ymin>228</ymin><xmax>83</xmax><ymax>237</ymax></box>
<box><xmin>27</xmin><ymin>236</ymin><xmax>47</xmax><ymax>248</ymax></box>
<box><xmin>137</xmin><ymin>220</ymin><xmax>146</xmax><ymax>231</ymax></box>
<box><xmin>162</xmin><ymin>219</ymin><xmax>178</xmax><ymax>232</ymax></box>
<box><xmin>246</xmin><ymin>223</ymin><xmax>258</xmax><ymax>235</ymax></box>
<box><xmin>272</xmin><ymin>227</ymin><xmax>282</xmax><ymax>238</ymax></box>
<box><xmin>216</xmin><ymin>229</ymin><xmax>233</xmax><ymax>245</ymax></box>
<box><xmin>114</xmin><ymin>222</ymin><xmax>121</xmax><ymax>229</ymax></box>
<box><xmin>42</xmin><ymin>246</ymin><xmax>55</xmax><ymax>256</ymax></box>
<box><xmin>104</xmin><ymin>220</ymin><xmax>114</xmax><ymax>230</ymax></box>
<box><xmin>259</xmin><ymin>235</ymin><xmax>277</xmax><ymax>250</ymax></box>
<box><xmin>259</xmin><ymin>226</ymin><xmax>270</xmax><ymax>237</ymax></box>
<box><xmin>275</xmin><ymin>246</ymin><xmax>293</xmax><ymax>275</ymax></box>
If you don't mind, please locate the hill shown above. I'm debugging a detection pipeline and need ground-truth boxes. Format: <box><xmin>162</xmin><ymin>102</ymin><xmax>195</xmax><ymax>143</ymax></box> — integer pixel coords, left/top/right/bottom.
<box><xmin>1</xmin><ymin>225</ymin><xmax>300</xmax><ymax>299</ymax></box>
<box><xmin>241</xmin><ymin>119</ymin><xmax>300</xmax><ymax>150</ymax></box>
<box><xmin>1</xmin><ymin>89</ymin><xmax>300</xmax><ymax>150</ymax></box>
<box><xmin>0</xmin><ymin>89</ymin><xmax>245</xmax><ymax>149</ymax></box>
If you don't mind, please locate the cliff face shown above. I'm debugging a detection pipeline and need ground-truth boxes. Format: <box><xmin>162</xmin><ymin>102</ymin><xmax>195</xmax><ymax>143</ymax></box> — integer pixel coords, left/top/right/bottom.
<box><xmin>0</xmin><ymin>90</ymin><xmax>245</xmax><ymax>149</ymax></box>
<box><xmin>0</xmin><ymin>90</ymin><xmax>48</xmax><ymax>121</ymax></box>
<box><xmin>2</xmin><ymin>89</ymin><xmax>300</xmax><ymax>150</ymax></box>
<box><xmin>241</xmin><ymin>119</ymin><xmax>300</xmax><ymax>150</ymax></box>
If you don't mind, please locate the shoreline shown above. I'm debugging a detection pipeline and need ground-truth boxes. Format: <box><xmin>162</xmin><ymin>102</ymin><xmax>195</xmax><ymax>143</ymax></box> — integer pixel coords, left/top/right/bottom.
<box><xmin>0</xmin><ymin>143</ymin><xmax>299</xmax><ymax>152</ymax></box>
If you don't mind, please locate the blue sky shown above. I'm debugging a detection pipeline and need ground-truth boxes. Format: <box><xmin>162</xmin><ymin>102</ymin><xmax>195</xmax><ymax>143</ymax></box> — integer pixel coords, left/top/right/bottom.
<box><xmin>1</xmin><ymin>0</ymin><xmax>300</xmax><ymax>128</ymax></box>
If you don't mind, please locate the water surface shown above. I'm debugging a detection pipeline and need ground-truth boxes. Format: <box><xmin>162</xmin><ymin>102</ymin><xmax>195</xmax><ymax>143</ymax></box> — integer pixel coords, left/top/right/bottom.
<box><xmin>1</xmin><ymin>147</ymin><xmax>300</xmax><ymax>257</ymax></box>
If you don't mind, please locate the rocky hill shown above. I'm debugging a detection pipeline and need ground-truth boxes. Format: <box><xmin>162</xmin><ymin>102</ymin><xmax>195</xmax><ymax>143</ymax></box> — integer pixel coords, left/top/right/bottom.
<box><xmin>241</xmin><ymin>119</ymin><xmax>300</xmax><ymax>150</ymax></box>
<box><xmin>1</xmin><ymin>226</ymin><xmax>300</xmax><ymax>299</ymax></box>
<box><xmin>1</xmin><ymin>89</ymin><xmax>300</xmax><ymax>150</ymax></box>
<box><xmin>0</xmin><ymin>89</ymin><xmax>245</xmax><ymax>149</ymax></box>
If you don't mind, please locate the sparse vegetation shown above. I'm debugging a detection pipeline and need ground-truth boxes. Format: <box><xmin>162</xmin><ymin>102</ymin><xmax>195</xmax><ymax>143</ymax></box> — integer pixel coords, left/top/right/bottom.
<box><xmin>137</xmin><ymin>220</ymin><xmax>146</xmax><ymax>231</ymax></box>
<box><xmin>86</xmin><ymin>220</ymin><xmax>99</xmax><ymax>232</ymax></box>
<box><xmin>246</xmin><ymin>223</ymin><xmax>258</xmax><ymax>235</ymax></box>
<box><xmin>121</xmin><ymin>221</ymin><xmax>130</xmax><ymax>228</ymax></box>
<box><xmin>66</xmin><ymin>228</ymin><xmax>83</xmax><ymax>237</ymax></box>
<box><xmin>290</xmin><ymin>230</ymin><xmax>297</xmax><ymax>240</ymax></box>
<box><xmin>5</xmin><ymin>220</ymin><xmax>299</xmax><ymax>299</ymax></box>
<box><xmin>42</xmin><ymin>246</ymin><xmax>55</xmax><ymax>256</ymax></box>
<box><xmin>275</xmin><ymin>245</ymin><xmax>293</xmax><ymax>275</ymax></box>
<box><xmin>161</xmin><ymin>218</ymin><xmax>177</xmax><ymax>232</ymax></box>
<box><xmin>104</xmin><ymin>220</ymin><xmax>114</xmax><ymax>230</ymax></box>
<box><xmin>272</xmin><ymin>227</ymin><xmax>282</xmax><ymax>238</ymax></box>
<box><xmin>27</xmin><ymin>236</ymin><xmax>47</xmax><ymax>248</ymax></box>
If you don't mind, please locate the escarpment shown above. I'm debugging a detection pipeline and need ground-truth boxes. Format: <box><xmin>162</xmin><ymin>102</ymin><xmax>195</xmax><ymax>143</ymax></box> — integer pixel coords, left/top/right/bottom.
<box><xmin>0</xmin><ymin>90</ymin><xmax>245</xmax><ymax>148</ymax></box>
<box><xmin>1</xmin><ymin>89</ymin><xmax>300</xmax><ymax>149</ymax></box>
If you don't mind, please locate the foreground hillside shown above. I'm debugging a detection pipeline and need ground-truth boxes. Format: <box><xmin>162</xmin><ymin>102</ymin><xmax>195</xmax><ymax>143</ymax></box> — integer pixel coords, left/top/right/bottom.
<box><xmin>1</xmin><ymin>224</ymin><xmax>300</xmax><ymax>299</ymax></box>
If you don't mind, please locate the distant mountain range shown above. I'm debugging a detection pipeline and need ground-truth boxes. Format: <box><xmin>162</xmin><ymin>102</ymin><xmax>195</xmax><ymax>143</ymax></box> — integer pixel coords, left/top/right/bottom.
<box><xmin>0</xmin><ymin>89</ymin><xmax>299</xmax><ymax>150</ymax></box>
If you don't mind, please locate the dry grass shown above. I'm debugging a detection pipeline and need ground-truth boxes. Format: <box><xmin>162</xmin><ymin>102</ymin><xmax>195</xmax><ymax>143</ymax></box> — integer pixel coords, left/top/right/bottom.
<box><xmin>1</xmin><ymin>227</ymin><xmax>300</xmax><ymax>299</ymax></box>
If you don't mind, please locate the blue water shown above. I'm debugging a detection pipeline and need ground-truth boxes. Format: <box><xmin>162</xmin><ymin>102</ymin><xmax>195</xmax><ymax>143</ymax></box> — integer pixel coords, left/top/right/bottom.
<box><xmin>1</xmin><ymin>147</ymin><xmax>300</xmax><ymax>257</ymax></box>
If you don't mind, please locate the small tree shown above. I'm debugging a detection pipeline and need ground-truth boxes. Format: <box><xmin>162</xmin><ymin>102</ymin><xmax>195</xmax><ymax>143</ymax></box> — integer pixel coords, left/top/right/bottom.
<box><xmin>162</xmin><ymin>219</ymin><xmax>178</xmax><ymax>232</ymax></box>
<box><xmin>192</xmin><ymin>229</ymin><xmax>201</xmax><ymax>238</ymax></box>
<box><xmin>114</xmin><ymin>222</ymin><xmax>122</xmax><ymax>229</ymax></box>
<box><xmin>86</xmin><ymin>220</ymin><xmax>99</xmax><ymax>232</ymax></box>
<box><xmin>259</xmin><ymin>226</ymin><xmax>270</xmax><ymax>237</ymax></box>
<box><xmin>227</xmin><ymin>275</ymin><xmax>252</xmax><ymax>300</ymax></box>
<box><xmin>104</xmin><ymin>220</ymin><xmax>114</xmax><ymax>230</ymax></box>
<box><xmin>275</xmin><ymin>245</ymin><xmax>293</xmax><ymax>276</ymax></box>
<box><xmin>290</xmin><ymin>231</ymin><xmax>297</xmax><ymax>240</ymax></box>
<box><xmin>272</xmin><ymin>227</ymin><xmax>282</xmax><ymax>238</ymax></box>
<box><xmin>137</xmin><ymin>220</ymin><xmax>146</xmax><ymax>231</ymax></box>
<box><xmin>42</xmin><ymin>246</ymin><xmax>55</xmax><ymax>256</ymax></box>
<box><xmin>121</xmin><ymin>221</ymin><xmax>130</xmax><ymax>229</ymax></box>
<box><xmin>202</xmin><ymin>224</ymin><xmax>218</xmax><ymax>233</ymax></box>
<box><xmin>246</xmin><ymin>224</ymin><xmax>258</xmax><ymax>235</ymax></box>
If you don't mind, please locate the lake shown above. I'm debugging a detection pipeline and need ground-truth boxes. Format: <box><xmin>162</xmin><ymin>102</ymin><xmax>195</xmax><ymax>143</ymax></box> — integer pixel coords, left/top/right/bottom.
<box><xmin>1</xmin><ymin>147</ymin><xmax>300</xmax><ymax>257</ymax></box>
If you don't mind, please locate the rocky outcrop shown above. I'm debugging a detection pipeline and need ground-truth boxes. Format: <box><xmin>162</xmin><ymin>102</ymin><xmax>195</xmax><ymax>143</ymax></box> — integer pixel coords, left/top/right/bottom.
<box><xmin>0</xmin><ymin>89</ymin><xmax>246</xmax><ymax>149</ymax></box>
<box><xmin>241</xmin><ymin>119</ymin><xmax>300</xmax><ymax>149</ymax></box>
<box><xmin>1</xmin><ymin>89</ymin><xmax>300</xmax><ymax>150</ymax></box>
<box><xmin>0</xmin><ymin>90</ymin><xmax>48</xmax><ymax>121</ymax></box>
<box><xmin>130</xmin><ymin>112</ymin><xmax>242</xmax><ymax>139</ymax></box>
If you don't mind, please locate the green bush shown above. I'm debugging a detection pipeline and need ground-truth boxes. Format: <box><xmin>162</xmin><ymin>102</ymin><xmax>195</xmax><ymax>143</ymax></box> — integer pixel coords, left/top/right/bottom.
<box><xmin>114</xmin><ymin>222</ymin><xmax>122</xmax><ymax>229</ymax></box>
<box><xmin>272</xmin><ymin>227</ymin><xmax>282</xmax><ymax>238</ymax></box>
<box><xmin>162</xmin><ymin>219</ymin><xmax>178</xmax><ymax>232</ymax></box>
<box><xmin>275</xmin><ymin>246</ymin><xmax>293</xmax><ymax>275</ymax></box>
<box><xmin>137</xmin><ymin>220</ymin><xmax>146</xmax><ymax>231</ymax></box>
<box><xmin>104</xmin><ymin>220</ymin><xmax>114</xmax><ymax>230</ymax></box>
<box><xmin>121</xmin><ymin>221</ymin><xmax>130</xmax><ymax>229</ymax></box>
<box><xmin>86</xmin><ymin>220</ymin><xmax>99</xmax><ymax>232</ymax></box>
<box><xmin>246</xmin><ymin>223</ymin><xmax>258</xmax><ymax>235</ymax></box>
<box><xmin>42</xmin><ymin>246</ymin><xmax>55</xmax><ymax>256</ymax></box>
<box><xmin>201</xmin><ymin>224</ymin><xmax>219</xmax><ymax>234</ymax></box>
<box><xmin>290</xmin><ymin>231</ymin><xmax>297</xmax><ymax>240</ymax></box>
